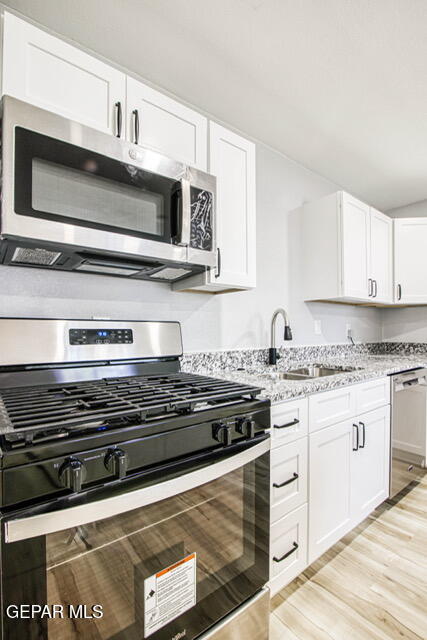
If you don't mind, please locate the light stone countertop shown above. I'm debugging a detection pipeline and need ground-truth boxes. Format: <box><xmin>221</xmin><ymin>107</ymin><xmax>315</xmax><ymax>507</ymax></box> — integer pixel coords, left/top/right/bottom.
<box><xmin>186</xmin><ymin>354</ymin><xmax>427</xmax><ymax>404</ymax></box>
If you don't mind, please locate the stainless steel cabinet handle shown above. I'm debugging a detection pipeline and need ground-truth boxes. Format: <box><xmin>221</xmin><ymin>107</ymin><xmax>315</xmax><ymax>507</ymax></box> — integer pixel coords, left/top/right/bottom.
<box><xmin>4</xmin><ymin>438</ymin><xmax>270</xmax><ymax>543</ymax></box>
<box><xmin>368</xmin><ymin>278</ymin><xmax>373</xmax><ymax>297</ymax></box>
<box><xmin>273</xmin><ymin>542</ymin><xmax>298</xmax><ymax>563</ymax></box>
<box><xmin>115</xmin><ymin>101</ymin><xmax>122</xmax><ymax>138</ymax></box>
<box><xmin>273</xmin><ymin>472</ymin><xmax>299</xmax><ymax>488</ymax></box>
<box><xmin>397</xmin><ymin>284</ymin><xmax>402</xmax><ymax>301</ymax></box>
<box><xmin>132</xmin><ymin>108</ymin><xmax>139</xmax><ymax>145</ymax></box>
<box><xmin>359</xmin><ymin>421</ymin><xmax>366</xmax><ymax>448</ymax></box>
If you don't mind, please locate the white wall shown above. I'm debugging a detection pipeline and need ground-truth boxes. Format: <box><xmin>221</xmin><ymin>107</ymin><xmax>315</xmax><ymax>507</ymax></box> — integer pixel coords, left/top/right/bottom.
<box><xmin>382</xmin><ymin>199</ymin><xmax>427</xmax><ymax>342</ymax></box>
<box><xmin>0</xmin><ymin>142</ymin><xmax>383</xmax><ymax>351</ymax></box>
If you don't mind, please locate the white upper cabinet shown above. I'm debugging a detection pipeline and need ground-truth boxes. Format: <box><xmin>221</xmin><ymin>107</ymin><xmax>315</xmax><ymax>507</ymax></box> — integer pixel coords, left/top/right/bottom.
<box><xmin>126</xmin><ymin>78</ymin><xmax>207</xmax><ymax>170</ymax></box>
<box><xmin>341</xmin><ymin>193</ymin><xmax>370</xmax><ymax>299</ymax></box>
<box><xmin>369</xmin><ymin>207</ymin><xmax>393</xmax><ymax>304</ymax></box>
<box><xmin>209</xmin><ymin>123</ymin><xmax>256</xmax><ymax>290</ymax></box>
<box><xmin>2</xmin><ymin>12</ymin><xmax>126</xmax><ymax>135</ymax></box>
<box><xmin>394</xmin><ymin>218</ymin><xmax>427</xmax><ymax>304</ymax></box>
<box><xmin>173</xmin><ymin>123</ymin><xmax>256</xmax><ymax>293</ymax></box>
<box><xmin>301</xmin><ymin>191</ymin><xmax>393</xmax><ymax>304</ymax></box>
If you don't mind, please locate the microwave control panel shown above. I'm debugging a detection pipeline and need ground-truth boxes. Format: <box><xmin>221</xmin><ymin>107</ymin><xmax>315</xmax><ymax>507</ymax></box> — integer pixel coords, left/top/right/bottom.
<box><xmin>69</xmin><ymin>328</ymin><xmax>133</xmax><ymax>345</ymax></box>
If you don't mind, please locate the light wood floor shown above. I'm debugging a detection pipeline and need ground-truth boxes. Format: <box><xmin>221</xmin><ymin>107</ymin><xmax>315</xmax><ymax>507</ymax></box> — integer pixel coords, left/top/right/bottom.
<box><xmin>270</xmin><ymin>474</ymin><xmax>427</xmax><ymax>640</ymax></box>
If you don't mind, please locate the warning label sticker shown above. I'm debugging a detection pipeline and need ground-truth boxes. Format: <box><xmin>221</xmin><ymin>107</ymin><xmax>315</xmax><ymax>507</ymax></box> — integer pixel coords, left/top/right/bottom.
<box><xmin>144</xmin><ymin>553</ymin><xmax>197</xmax><ymax>637</ymax></box>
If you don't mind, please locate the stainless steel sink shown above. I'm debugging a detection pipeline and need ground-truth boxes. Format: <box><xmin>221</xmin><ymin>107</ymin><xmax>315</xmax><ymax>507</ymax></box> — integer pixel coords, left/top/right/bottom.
<box><xmin>265</xmin><ymin>364</ymin><xmax>359</xmax><ymax>381</ymax></box>
<box><xmin>288</xmin><ymin>365</ymin><xmax>358</xmax><ymax>377</ymax></box>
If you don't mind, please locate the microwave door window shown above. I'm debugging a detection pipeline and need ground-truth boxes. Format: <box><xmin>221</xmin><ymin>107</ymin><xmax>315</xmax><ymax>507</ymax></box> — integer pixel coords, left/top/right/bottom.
<box><xmin>32</xmin><ymin>158</ymin><xmax>165</xmax><ymax>238</ymax></box>
<box><xmin>14</xmin><ymin>127</ymin><xmax>175</xmax><ymax>244</ymax></box>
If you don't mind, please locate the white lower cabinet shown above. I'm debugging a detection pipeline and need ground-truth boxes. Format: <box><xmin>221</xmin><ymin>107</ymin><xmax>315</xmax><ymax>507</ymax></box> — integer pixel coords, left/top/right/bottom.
<box><xmin>268</xmin><ymin>381</ymin><xmax>391</xmax><ymax>596</ymax></box>
<box><xmin>308</xmin><ymin>420</ymin><xmax>353</xmax><ymax>562</ymax></box>
<box><xmin>271</xmin><ymin>437</ymin><xmax>307</xmax><ymax>522</ymax></box>
<box><xmin>351</xmin><ymin>406</ymin><xmax>390</xmax><ymax>523</ymax></box>
<box><xmin>271</xmin><ymin>397</ymin><xmax>308</xmax><ymax>446</ymax></box>
<box><xmin>270</xmin><ymin>504</ymin><xmax>308</xmax><ymax>596</ymax></box>
<box><xmin>308</xmin><ymin>403</ymin><xmax>391</xmax><ymax>564</ymax></box>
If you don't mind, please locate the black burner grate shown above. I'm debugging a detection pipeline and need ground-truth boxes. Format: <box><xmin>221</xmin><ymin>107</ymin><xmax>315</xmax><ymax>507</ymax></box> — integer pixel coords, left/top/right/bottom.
<box><xmin>0</xmin><ymin>372</ymin><xmax>262</xmax><ymax>435</ymax></box>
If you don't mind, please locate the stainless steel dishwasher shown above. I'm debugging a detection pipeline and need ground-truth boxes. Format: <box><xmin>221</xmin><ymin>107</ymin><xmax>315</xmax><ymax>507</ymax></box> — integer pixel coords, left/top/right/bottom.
<box><xmin>391</xmin><ymin>368</ymin><xmax>427</xmax><ymax>497</ymax></box>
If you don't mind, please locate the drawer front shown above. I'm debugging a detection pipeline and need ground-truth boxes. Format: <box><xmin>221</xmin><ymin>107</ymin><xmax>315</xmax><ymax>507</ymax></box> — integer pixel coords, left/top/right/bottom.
<box><xmin>271</xmin><ymin>438</ymin><xmax>308</xmax><ymax>522</ymax></box>
<box><xmin>356</xmin><ymin>377</ymin><xmax>390</xmax><ymax>414</ymax></box>
<box><xmin>309</xmin><ymin>386</ymin><xmax>356</xmax><ymax>432</ymax></box>
<box><xmin>270</xmin><ymin>504</ymin><xmax>308</xmax><ymax>595</ymax></box>
<box><xmin>271</xmin><ymin>398</ymin><xmax>308</xmax><ymax>446</ymax></box>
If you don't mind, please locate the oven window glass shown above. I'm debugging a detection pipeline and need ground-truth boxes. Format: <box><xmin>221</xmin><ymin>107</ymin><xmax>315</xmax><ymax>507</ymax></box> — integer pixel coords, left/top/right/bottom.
<box><xmin>14</xmin><ymin>127</ymin><xmax>177</xmax><ymax>243</ymax></box>
<box><xmin>32</xmin><ymin>158</ymin><xmax>164</xmax><ymax>237</ymax></box>
<box><xmin>3</xmin><ymin>452</ymin><xmax>269</xmax><ymax>640</ymax></box>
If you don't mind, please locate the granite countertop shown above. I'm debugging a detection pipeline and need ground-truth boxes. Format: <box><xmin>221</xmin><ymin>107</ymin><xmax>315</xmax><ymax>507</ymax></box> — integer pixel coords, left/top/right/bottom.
<box><xmin>186</xmin><ymin>353</ymin><xmax>427</xmax><ymax>403</ymax></box>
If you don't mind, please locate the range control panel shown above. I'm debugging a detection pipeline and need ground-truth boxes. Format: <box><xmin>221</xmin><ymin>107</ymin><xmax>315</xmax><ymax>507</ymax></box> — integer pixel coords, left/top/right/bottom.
<box><xmin>69</xmin><ymin>328</ymin><xmax>133</xmax><ymax>345</ymax></box>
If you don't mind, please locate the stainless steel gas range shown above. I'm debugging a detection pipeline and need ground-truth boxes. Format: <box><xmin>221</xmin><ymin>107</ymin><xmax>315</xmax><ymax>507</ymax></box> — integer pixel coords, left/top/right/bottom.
<box><xmin>0</xmin><ymin>319</ymin><xmax>271</xmax><ymax>640</ymax></box>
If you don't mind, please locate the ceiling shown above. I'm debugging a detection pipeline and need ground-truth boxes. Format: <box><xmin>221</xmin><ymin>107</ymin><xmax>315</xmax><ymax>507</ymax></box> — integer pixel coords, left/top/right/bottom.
<box><xmin>4</xmin><ymin>0</ymin><xmax>427</xmax><ymax>210</ymax></box>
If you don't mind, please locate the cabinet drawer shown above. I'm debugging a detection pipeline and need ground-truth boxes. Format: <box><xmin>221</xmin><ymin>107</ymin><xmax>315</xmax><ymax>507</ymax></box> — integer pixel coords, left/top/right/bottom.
<box><xmin>309</xmin><ymin>386</ymin><xmax>356</xmax><ymax>432</ymax></box>
<box><xmin>271</xmin><ymin>398</ymin><xmax>308</xmax><ymax>446</ymax></box>
<box><xmin>271</xmin><ymin>438</ymin><xmax>308</xmax><ymax>522</ymax></box>
<box><xmin>356</xmin><ymin>377</ymin><xmax>390</xmax><ymax>414</ymax></box>
<box><xmin>270</xmin><ymin>504</ymin><xmax>308</xmax><ymax>595</ymax></box>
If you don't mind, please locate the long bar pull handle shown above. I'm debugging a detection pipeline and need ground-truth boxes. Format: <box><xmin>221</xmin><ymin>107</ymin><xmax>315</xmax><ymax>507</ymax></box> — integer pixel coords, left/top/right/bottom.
<box><xmin>115</xmin><ymin>101</ymin><xmax>122</xmax><ymax>138</ymax></box>
<box><xmin>397</xmin><ymin>284</ymin><xmax>402</xmax><ymax>301</ymax></box>
<box><xmin>353</xmin><ymin>423</ymin><xmax>359</xmax><ymax>451</ymax></box>
<box><xmin>359</xmin><ymin>421</ymin><xmax>366</xmax><ymax>448</ymax></box>
<box><xmin>5</xmin><ymin>438</ymin><xmax>270</xmax><ymax>543</ymax></box>
<box><xmin>273</xmin><ymin>472</ymin><xmax>299</xmax><ymax>488</ymax></box>
<box><xmin>133</xmin><ymin>109</ymin><xmax>140</xmax><ymax>145</ymax></box>
<box><xmin>273</xmin><ymin>542</ymin><xmax>298</xmax><ymax>563</ymax></box>
<box><xmin>215</xmin><ymin>247</ymin><xmax>221</xmax><ymax>278</ymax></box>
<box><xmin>274</xmin><ymin>418</ymin><xmax>299</xmax><ymax>430</ymax></box>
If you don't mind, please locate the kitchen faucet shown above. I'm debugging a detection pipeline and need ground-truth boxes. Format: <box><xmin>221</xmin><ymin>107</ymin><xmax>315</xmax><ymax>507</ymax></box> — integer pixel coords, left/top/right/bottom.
<box><xmin>269</xmin><ymin>308</ymin><xmax>292</xmax><ymax>365</ymax></box>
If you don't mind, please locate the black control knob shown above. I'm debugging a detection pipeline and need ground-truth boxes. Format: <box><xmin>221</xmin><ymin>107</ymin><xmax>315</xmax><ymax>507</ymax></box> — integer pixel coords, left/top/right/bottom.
<box><xmin>213</xmin><ymin>422</ymin><xmax>232</xmax><ymax>446</ymax></box>
<box><xmin>59</xmin><ymin>457</ymin><xmax>86</xmax><ymax>492</ymax></box>
<box><xmin>236</xmin><ymin>417</ymin><xmax>256</xmax><ymax>439</ymax></box>
<box><xmin>105</xmin><ymin>448</ymin><xmax>128</xmax><ymax>479</ymax></box>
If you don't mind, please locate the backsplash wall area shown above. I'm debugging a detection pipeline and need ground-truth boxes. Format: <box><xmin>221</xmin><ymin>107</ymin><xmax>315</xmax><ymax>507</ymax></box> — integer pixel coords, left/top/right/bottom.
<box><xmin>0</xmin><ymin>143</ymin><xmax>383</xmax><ymax>351</ymax></box>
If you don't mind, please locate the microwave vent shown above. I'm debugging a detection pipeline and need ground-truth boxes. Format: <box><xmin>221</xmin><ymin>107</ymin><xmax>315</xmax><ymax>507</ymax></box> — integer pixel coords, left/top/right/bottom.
<box><xmin>11</xmin><ymin>247</ymin><xmax>61</xmax><ymax>266</ymax></box>
<box><xmin>151</xmin><ymin>267</ymin><xmax>193</xmax><ymax>281</ymax></box>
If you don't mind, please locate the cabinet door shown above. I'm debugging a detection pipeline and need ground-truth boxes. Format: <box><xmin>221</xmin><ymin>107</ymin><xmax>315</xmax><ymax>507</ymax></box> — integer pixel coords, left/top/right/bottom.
<box><xmin>126</xmin><ymin>77</ymin><xmax>207</xmax><ymax>170</ymax></box>
<box><xmin>2</xmin><ymin>12</ymin><xmax>125</xmax><ymax>135</ymax></box>
<box><xmin>351</xmin><ymin>406</ymin><xmax>390</xmax><ymax>525</ymax></box>
<box><xmin>341</xmin><ymin>192</ymin><xmax>370</xmax><ymax>299</ymax></box>
<box><xmin>308</xmin><ymin>420</ymin><xmax>353</xmax><ymax>563</ymax></box>
<box><xmin>209</xmin><ymin>123</ymin><xmax>256</xmax><ymax>289</ymax></box>
<box><xmin>369</xmin><ymin>208</ymin><xmax>393</xmax><ymax>303</ymax></box>
<box><xmin>394</xmin><ymin>218</ymin><xmax>427</xmax><ymax>304</ymax></box>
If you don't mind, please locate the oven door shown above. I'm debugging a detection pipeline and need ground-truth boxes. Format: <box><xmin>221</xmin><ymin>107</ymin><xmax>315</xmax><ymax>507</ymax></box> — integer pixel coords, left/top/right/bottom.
<box><xmin>1</xmin><ymin>436</ymin><xmax>270</xmax><ymax>640</ymax></box>
<box><xmin>2</xmin><ymin>96</ymin><xmax>216</xmax><ymax>269</ymax></box>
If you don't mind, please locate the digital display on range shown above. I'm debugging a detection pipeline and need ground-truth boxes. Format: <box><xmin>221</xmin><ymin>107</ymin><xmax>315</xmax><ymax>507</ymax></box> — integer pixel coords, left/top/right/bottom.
<box><xmin>69</xmin><ymin>329</ymin><xmax>133</xmax><ymax>345</ymax></box>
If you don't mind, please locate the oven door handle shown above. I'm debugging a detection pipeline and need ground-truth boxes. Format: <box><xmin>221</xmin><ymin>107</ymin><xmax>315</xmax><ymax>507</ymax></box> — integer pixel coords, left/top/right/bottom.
<box><xmin>4</xmin><ymin>438</ymin><xmax>270</xmax><ymax>544</ymax></box>
<box><xmin>175</xmin><ymin>177</ymin><xmax>191</xmax><ymax>246</ymax></box>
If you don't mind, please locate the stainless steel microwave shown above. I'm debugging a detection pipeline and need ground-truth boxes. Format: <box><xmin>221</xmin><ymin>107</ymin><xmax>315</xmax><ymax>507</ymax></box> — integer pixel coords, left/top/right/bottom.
<box><xmin>0</xmin><ymin>96</ymin><xmax>217</xmax><ymax>282</ymax></box>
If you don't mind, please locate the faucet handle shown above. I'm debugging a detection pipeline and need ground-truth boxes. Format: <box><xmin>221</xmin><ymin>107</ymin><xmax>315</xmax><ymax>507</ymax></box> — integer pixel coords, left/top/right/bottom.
<box><xmin>284</xmin><ymin>326</ymin><xmax>293</xmax><ymax>340</ymax></box>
